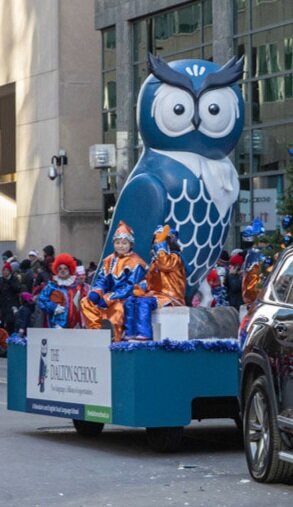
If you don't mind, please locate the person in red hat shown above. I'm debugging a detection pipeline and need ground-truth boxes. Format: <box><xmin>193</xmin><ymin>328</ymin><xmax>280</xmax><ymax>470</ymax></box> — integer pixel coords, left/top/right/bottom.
<box><xmin>37</xmin><ymin>253</ymin><xmax>87</xmax><ymax>328</ymax></box>
<box><xmin>81</xmin><ymin>221</ymin><xmax>147</xmax><ymax>341</ymax></box>
<box><xmin>225</xmin><ymin>253</ymin><xmax>244</xmax><ymax>310</ymax></box>
<box><xmin>0</xmin><ymin>262</ymin><xmax>21</xmax><ymax>334</ymax></box>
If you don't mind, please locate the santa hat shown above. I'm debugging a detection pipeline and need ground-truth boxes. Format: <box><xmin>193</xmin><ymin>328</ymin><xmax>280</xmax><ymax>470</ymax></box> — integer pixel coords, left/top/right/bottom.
<box><xmin>52</xmin><ymin>253</ymin><xmax>77</xmax><ymax>275</ymax></box>
<box><xmin>112</xmin><ymin>221</ymin><xmax>134</xmax><ymax>243</ymax></box>
<box><xmin>2</xmin><ymin>262</ymin><xmax>12</xmax><ymax>273</ymax></box>
<box><xmin>230</xmin><ymin>254</ymin><xmax>244</xmax><ymax>267</ymax></box>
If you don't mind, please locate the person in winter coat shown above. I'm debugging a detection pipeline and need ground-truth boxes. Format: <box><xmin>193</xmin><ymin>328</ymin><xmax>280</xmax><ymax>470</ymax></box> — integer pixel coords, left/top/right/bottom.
<box><xmin>19</xmin><ymin>259</ymin><xmax>34</xmax><ymax>293</ymax></box>
<box><xmin>225</xmin><ymin>254</ymin><xmax>244</xmax><ymax>310</ymax></box>
<box><xmin>32</xmin><ymin>245</ymin><xmax>55</xmax><ymax>297</ymax></box>
<box><xmin>81</xmin><ymin>221</ymin><xmax>147</xmax><ymax>342</ymax></box>
<box><xmin>14</xmin><ymin>292</ymin><xmax>36</xmax><ymax>336</ymax></box>
<box><xmin>0</xmin><ymin>262</ymin><xmax>21</xmax><ymax>334</ymax></box>
<box><xmin>37</xmin><ymin>253</ymin><xmax>87</xmax><ymax>329</ymax></box>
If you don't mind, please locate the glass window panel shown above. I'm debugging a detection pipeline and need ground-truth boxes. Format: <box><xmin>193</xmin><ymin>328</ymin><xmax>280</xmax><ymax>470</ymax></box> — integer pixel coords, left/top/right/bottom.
<box><xmin>237</xmin><ymin>36</ymin><xmax>250</xmax><ymax>78</ymax></box>
<box><xmin>203</xmin><ymin>44</ymin><xmax>213</xmax><ymax>61</ymax></box>
<box><xmin>166</xmin><ymin>47</ymin><xmax>202</xmax><ymax>61</ymax></box>
<box><xmin>253</xmin><ymin>27</ymin><xmax>293</xmax><ymax>78</ymax></box>
<box><xmin>251</xmin><ymin>125</ymin><xmax>291</xmax><ymax>174</ymax></box>
<box><xmin>103</xmin><ymin>72</ymin><xmax>116</xmax><ymax>110</ymax></box>
<box><xmin>203</xmin><ymin>0</ymin><xmax>212</xmax><ymax>26</ymax></box>
<box><xmin>154</xmin><ymin>5</ymin><xmax>202</xmax><ymax>56</ymax></box>
<box><xmin>236</xmin><ymin>131</ymin><xmax>250</xmax><ymax>176</ymax></box>
<box><xmin>285</xmin><ymin>37</ymin><xmax>293</xmax><ymax>98</ymax></box>
<box><xmin>239</xmin><ymin>178</ymin><xmax>251</xmax><ymax>227</ymax></box>
<box><xmin>103</xmin><ymin>29</ymin><xmax>116</xmax><ymax>70</ymax></box>
<box><xmin>133</xmin><ymin>20</ymin><xmax>148</xmax><ymax>63</ymax></box>
<box><xmin>102</xmin><ymin>112</ymin><xmax>116</xmax><ymax>144</ymax></box>
<box><xmin>252</xmin><ymin>174</ymin><xmax>283</xmax><ymax>232</ymax></box>
<box><xmin>133</xmin><ymin>62</ymin><xmax>148</xmax><ymax>104</ymax></box>
<box><xmin>234</xmin><ymin>0</ymin><xmax>247</xmax><ymax>35</ymax></box>
<box><xmin>253</xmin><ymin>77</ymin><xmax>293</xmax><ymax>121</ymax></box>
<box><xmin>252</xmin><ymin>0</ymin><xmax>293</xmax><ymax>31</ymax></box>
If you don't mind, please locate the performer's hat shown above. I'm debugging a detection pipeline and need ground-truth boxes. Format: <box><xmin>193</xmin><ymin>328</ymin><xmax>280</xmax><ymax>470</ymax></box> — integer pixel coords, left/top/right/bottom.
<box><xmin>113</xmin><ymin>221</ymin><xmax>134</xmax><ymax>243</ymax></box>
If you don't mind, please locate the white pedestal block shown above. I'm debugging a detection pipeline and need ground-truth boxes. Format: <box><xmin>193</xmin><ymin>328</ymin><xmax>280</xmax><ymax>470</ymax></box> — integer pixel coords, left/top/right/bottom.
<box><xmin>152</xmin><ymin>306</ymin><xmax>190</xmax><ymax>341</ymax></box>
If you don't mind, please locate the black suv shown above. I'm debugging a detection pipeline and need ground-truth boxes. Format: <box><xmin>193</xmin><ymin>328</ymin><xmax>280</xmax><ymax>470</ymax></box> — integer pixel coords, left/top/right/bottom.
<box><xmin>240</xmin><ymin>245</ymin><xmax>293</xmax><ymax>484</ymax></box>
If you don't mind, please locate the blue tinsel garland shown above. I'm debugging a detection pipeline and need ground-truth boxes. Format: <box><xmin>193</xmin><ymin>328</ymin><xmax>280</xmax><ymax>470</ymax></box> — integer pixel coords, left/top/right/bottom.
<box><xmin>7</xmin><ymin>332</ymin><xmax>27</xmax><ymax>346</ymax></box>
<box><xmin>110</xmin><ymin>337</ymin><xmax>240</xmax><ymax>353</ymax></box>
<box><xmin>7</xmin><ymin>333</ymin><xmax>240</xmax><ymax>353</ymax></box>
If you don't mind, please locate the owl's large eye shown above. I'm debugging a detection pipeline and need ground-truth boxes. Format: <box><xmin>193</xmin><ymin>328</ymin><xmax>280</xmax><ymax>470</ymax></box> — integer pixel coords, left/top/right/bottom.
<box><xmin>152</xmin><ymin>85</ymin><xmax>194</xmax><ymax>137</ymax></box>
<box><xmin>198</xmin><ymin>88</ymin><xmax>239</xmax><ymax>138</ymax></box>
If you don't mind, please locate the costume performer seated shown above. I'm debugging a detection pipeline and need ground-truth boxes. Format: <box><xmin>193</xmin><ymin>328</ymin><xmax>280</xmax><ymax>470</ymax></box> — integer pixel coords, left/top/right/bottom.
<box><xmin>124</xmin><ymin>225</ymin><xmax>188</xmax><ymax>341</ymax></box>
<box><xmin>37</xmin><ymin>253</ymin><xmax>87</xmax><ymax>329</ymax></box>
<box><xmin>81</xmin><ymin>221</ymin><xmax>147</xmax><ymax>342</ymax></box>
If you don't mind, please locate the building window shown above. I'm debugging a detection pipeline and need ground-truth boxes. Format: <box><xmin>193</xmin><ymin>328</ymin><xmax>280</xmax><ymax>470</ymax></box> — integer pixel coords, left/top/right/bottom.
<box><xmin>0</xmin><ymin>84</ymin><xmax>16</xmax><ymax>243</ymax></box>
<box><xmin>234</xmin><ymin>0</ymin><xmax>293</xmax><ymax>240</ymax></box>
<box><xmin>102</xmin><ymin>28</ymin><xmax>117</xmax><ymax>232</ymax></box>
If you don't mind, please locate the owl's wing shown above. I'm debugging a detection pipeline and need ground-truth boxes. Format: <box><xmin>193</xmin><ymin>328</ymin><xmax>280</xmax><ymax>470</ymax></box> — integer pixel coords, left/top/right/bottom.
<box><xmin>100</xmin><ymin>173</ymin><xmax>168</xmax><ymax>265</ymax></box>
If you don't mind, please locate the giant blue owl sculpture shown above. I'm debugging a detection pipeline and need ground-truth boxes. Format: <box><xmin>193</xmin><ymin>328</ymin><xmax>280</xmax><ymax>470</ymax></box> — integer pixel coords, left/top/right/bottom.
<box><xmin>97</xmin><ymin>54</ymin><xmax>244</xmax><ymax>301</ymax></box>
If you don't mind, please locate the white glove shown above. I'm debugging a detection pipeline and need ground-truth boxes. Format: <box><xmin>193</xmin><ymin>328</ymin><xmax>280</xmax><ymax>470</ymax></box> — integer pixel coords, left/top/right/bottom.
<box><xmin>54</xmin><ymin>304</ymin><xmax>65</xmax><ymax>315</ymax></box>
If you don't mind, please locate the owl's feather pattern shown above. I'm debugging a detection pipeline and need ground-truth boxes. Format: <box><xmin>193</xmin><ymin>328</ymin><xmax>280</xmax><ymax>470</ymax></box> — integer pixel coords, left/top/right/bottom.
<box><xmin>166</xmin><ymin>177</ymin><xmax>233</xmax><ymax>287</ymax></box>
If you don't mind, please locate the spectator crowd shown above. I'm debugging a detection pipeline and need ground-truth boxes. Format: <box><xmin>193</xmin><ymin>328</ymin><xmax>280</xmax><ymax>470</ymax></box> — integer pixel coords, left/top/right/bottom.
<box><xmin>0</xmin><ymin>217</ymin><xmax>278</xmax><ymax>355</ymax></box>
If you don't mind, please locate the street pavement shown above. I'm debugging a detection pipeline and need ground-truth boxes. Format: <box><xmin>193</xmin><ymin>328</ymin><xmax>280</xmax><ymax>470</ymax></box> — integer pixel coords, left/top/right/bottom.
<box><xmin>0</xmin><ymin>357</ymin><xmax>292</xmax><ymax>507</ymax></box>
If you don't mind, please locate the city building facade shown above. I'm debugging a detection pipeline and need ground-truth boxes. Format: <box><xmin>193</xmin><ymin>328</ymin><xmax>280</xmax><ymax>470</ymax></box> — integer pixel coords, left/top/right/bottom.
<box><xmin>0</xmin><ymin>0</ymin><xmax>104</xmax><ymax>266</ymax></box>
<box><xmin>96</xmin><ymin>0</ymin><xmax>293</xmax><ymax>248</ymax></box>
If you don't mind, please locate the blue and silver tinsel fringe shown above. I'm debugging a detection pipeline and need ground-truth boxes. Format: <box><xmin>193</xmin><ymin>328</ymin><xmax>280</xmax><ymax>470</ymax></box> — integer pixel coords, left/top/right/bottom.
<box><xmin>110</xmin><ymin>338</ymin><xmax>240</xmax><ymax>353</ymax></box>
<box><xmin>7</xmin><ymin>332</ymin><xmax>27</xmax><ymax>346</ymax></box>
<box><xmin>7</xmin><ymin>333</ymin><xmax>240</xmax><ymax>353</ymax></box>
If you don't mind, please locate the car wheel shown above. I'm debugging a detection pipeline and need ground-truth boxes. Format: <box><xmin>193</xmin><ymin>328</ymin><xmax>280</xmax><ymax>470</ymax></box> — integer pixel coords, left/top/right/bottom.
<box><xmin>244</xmin><ymin>375</ymin><xmax>293</xmax><ymax>483</ymax></box>
<box><xmin>146</xmin><ymin>426</ymin><xmax>183</xmax><ymax>452</ymax></box>
<box><xmin>72</xmin><ymin>419</ymin><xmax>104</xmax><ymax>437</ymax></box>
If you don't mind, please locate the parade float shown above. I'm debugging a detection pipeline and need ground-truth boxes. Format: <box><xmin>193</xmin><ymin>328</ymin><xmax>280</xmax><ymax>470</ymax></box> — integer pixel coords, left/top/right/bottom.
<box><xmin>7</xmin><ymin>54</ymin><xmax>245</xmax><ymax>451</ymax></box>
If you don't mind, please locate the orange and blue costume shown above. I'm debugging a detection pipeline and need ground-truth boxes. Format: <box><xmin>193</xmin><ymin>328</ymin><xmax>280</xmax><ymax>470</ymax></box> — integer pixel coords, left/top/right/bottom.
<box><xmin>124</xmin><ymin>225</ymin><xmax>188</xmax><ymax>341</ymax></box>
<box><xmin>81</xmin><ymin>222</ymin><xmax>147</xmax><ymax>342</ymax></box>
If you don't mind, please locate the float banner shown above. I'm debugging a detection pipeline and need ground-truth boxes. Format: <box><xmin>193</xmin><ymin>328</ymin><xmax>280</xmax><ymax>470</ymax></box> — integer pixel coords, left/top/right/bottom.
<box><xmin>26</xmin><ymin>328</ymin><xmax>112</xmax><ymax>423</ymax></box>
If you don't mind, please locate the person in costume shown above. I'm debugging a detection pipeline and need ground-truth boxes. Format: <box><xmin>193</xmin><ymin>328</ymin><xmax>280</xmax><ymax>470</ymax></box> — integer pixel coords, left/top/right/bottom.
<box><xmin>37</xmin><ymin>253</ymin><xmax>87</xmax><ymax>328</ymax></box>
<box><xmin>241</xmin><ymin>218</ymin><xmax>267</xmax><ymax>305</ymax></box>
<box><xmin>123</xmin><ymin>225</ymin><xmax>188</xmax><ymax>341</ymax></box>
<box><xmin>81</xmin><ymin>221</ymin><xmax>147</xmax><ymax>342</ymax></box>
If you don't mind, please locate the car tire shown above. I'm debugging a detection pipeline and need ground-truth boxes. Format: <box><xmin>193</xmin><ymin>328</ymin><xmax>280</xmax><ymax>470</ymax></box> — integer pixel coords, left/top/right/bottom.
<box><xmin>72</xmin><ymin>419</ymin><xmax>104</xmax><ymax>437</ymax></box>
<box><xmin>244</xmin><ymin>375</ymin><xmax>293</xmax><ymax>483</ymax></box>
<box><xmin>146</xmin><ymin>426</ymin><xmax>183</xmax><ymax>452</ymax></box>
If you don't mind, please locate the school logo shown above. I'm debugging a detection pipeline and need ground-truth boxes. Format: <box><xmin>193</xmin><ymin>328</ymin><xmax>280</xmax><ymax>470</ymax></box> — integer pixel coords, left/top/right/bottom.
<box><xmin>38</xmin><ymin>338</ymin><xmax>48</xmax><ymax>393</ymax></box>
